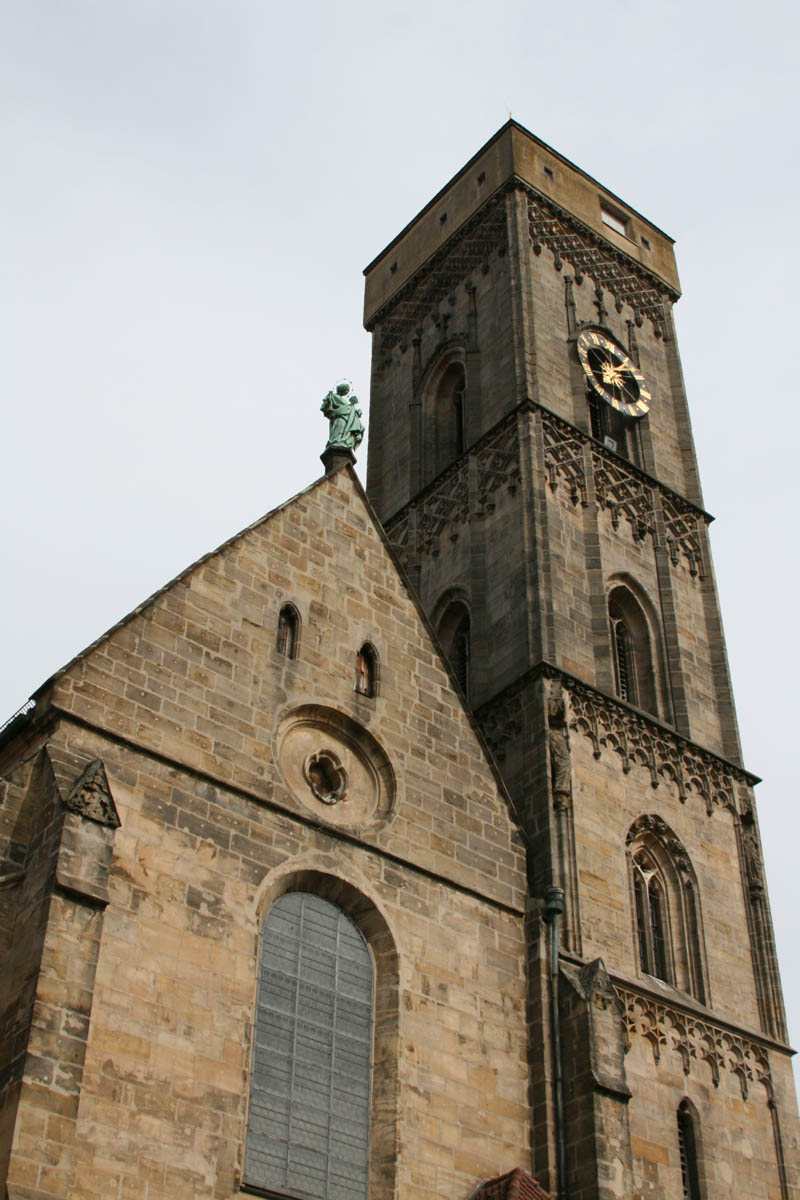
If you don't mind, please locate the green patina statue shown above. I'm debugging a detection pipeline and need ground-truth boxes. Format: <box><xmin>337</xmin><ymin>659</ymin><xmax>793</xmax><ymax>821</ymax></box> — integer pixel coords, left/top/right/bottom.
<box><xmin>321</xmin><ymin>381</ymin><xmax>365</xmax><ymax>451</ymax></box>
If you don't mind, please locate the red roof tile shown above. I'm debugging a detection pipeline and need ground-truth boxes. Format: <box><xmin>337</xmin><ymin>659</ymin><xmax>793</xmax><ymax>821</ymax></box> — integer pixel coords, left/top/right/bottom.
<box><xmin>472</xmin><ymin>1167</ymin><xmax>552</xmax><ymax>1199</ymax></box>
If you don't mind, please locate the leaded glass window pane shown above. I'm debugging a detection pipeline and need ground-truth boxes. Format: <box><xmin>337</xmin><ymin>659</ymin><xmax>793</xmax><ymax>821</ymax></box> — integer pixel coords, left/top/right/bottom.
<box><xmin>245</xmin><ymin>893</ymin><xmax>373</xmax><ymax>1199</ymax></box>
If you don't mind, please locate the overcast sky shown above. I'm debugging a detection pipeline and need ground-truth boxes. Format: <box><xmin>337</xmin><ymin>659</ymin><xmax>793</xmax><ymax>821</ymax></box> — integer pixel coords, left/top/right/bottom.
<box><xmin>3</xmin><ymin>2</ymin><xmax>799</xmax><ymax>1086</ymax></box>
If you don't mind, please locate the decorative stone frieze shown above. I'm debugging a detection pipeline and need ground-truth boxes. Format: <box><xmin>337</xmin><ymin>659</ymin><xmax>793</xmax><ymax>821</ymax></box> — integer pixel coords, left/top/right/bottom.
<box><xmin>475</xmin><ymin>416</ymin><xmax>521</xmax><ymax>513</ymax></box>
<box><xmin>478</xmin><ymin>678</ymin><xmax>527</xmax><ymax>763</ymax></box>
<box><xmin>661</xmin><ymin>490</ymin><xmax>705</xmax><ymax>578</ymax></box>
<box><xmin>592</xmin><ymin>447</ymin><xmax>655</xmax><ymax>543</ymax></box>
<box><xmin>539</xmin><ymin>407</ymin><xmax>709</xmax><ymax>579</ymax></box>
<box><xmin>541</xmin><ymin>411</ymin><xmax>587</xmax><ymax>507</ymax></box>
<box><xmin>615</xmin><ymin>983</ymin><xmax>773</xmax><ymax>1101</ymax></box>
<box><xmin>385</xmin><ymin>414</ymin><xmax>518</xmax><ymax>563</ymax></box>
<box><xmin>565</xmin><ymin>675</ymin><xmax>743</xmax><ymax>813</ymax></box>
<box><xmin>525</xmin><ymin>190</ymin><xmax>677</xmax><ymax>337</ymax></box>
<box><xmin>368</xmin><ymin>196</ymin><xmax>508</xmax><ymax>352</ymax></box>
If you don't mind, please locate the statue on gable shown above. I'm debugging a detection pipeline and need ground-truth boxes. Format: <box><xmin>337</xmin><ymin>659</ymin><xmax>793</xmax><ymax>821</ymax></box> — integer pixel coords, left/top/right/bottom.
<box><xmin>321</xmin><ymin>380</ymin><xmax>365</xmax><ymax>451</ymax></box>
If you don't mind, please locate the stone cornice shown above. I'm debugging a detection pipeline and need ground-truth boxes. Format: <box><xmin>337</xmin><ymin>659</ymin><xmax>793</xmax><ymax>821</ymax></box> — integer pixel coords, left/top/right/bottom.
<box><xmin>521</xmin><ymin>180</ymin><xmax>679</xmax><ymax>336</ymax></box>
<box><xmin>365</xmin><ymin>177</ymin><xmax>680</xmax><ymax>348</ymax></box>
<box><xmin>365</xmin><ymin>191</ymin><xmax>509</xmax><ymax>349</ymax></box>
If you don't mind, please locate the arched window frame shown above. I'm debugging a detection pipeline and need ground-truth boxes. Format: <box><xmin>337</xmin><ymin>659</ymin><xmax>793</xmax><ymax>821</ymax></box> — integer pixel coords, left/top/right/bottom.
<box><xmin>276</xmin><ymin>603</ymin><xmax>301</xmax><ymax>660</ymax></box>
<box><xmin>607</xmin><ymin>579</ymin><xmax>666</xmax><ymax>720</ymax></box>
<box><xmin>355</xmin><ymin>642</ymin><xmax>378</xmax><ymax>698</ymax></box>
<box><xmin>244</xmin><ymin>871</ymin><xmax>399</xmax><ymax>1200</ymax></box>
<box><xmin>434</xmin><ymin>597</ymin><xmax>471</xmax><ymax>699</ymax></box>
<box><xmin>677</xmin><ymin>1098</ymin><xmax>704</xmax><ymax>1200</ymax></box>
<box><xmin>420</xmin><ymin>349</ymin><xmax>468</xmax><ymax>483</ymax></box>
<box><xmin>626</xmin><ymin>816</ymin><xmax>709</xmax><ymax>1004</ymax></box>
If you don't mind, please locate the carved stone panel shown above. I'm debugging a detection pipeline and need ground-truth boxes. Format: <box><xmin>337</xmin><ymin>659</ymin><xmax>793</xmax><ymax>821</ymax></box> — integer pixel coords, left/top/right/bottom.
<box><xmin>277</xmin><ymin>705</ymin><xmax>395</xmax><ymax>829</ymax></box>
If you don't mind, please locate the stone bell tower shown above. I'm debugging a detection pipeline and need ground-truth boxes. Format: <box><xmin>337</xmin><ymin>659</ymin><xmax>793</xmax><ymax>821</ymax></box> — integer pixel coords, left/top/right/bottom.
<box><xmin>364</xmin><ymin>121</ymin><xmax>798</xmax><ymax>1199</ymax></box>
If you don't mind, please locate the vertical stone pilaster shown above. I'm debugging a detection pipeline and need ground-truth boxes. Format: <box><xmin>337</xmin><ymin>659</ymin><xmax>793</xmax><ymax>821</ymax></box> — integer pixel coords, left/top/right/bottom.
<box><xmin>4</xmin><ymin>756</ymin><xmax>119</xmax><ymax>1200</ymax></box>
<box><xmin>559</xmin><ymin>959</ymin><xmax>634</xmax><ymax>1200</ymax></box>
<box><xmin>651</xmin><ymin>493</ymin><xmax>690</xmax><ymax>733</ymax></box>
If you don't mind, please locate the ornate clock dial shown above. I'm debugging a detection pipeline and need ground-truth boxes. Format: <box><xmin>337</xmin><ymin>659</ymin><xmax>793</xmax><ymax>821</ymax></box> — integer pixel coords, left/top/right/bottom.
<box><xmin>577</xmin><ymin>329</ymin><xmax>651</xmax><ymax>417</ymax></box>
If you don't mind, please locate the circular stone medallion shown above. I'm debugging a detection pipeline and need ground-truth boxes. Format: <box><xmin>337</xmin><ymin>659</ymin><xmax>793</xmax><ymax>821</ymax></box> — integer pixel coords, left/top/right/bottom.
<box><xmin>277</xmin><ymin>705</ymin><xmax>395</xmax><ymax>828</ymax></box>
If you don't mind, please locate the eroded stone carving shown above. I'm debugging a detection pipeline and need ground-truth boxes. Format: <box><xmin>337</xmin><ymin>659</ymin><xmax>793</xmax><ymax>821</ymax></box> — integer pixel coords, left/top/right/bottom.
<box><xmin>303</xmin><ymin>751</ymin><xmax>348</xmax><ymax>806</ymax></box>
<box><xmin>65</xmin><ymin>759</ymin><xmax>120</xmax><ymax>828</ymax></box>
<box><xmin>547</xmin><ymin>696</ymin><xmax>571</xmax><ymax>804</ymax></box>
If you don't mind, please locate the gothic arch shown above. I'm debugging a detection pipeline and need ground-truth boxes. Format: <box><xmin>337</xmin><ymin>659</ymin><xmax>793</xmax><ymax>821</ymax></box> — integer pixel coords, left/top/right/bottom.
<box><xmin>248</xmin><ymin>867</ymin><xmax>399</xmax><ymax>1200</ymax></box>
<box><xmin>433</xmin><ymin>590</ymin><xmax>471</xmax><ymax>698</ymax></box>
<box><xmin>276</xmin><ymin>602</ymin><xmax>300</xmax><ymax>659</ymax></box>
<box><xmin>421</xmin><ymin>347</ymin><xmax>467</xmax><ymax>482</ymax></box>
<box><xmin>355</xmin><ymin>642</ymin><xmax>379</xmax><ymax>697</ymax></box>
<box><xmin>626</xmin><ymin>815</ymin><xmax>709</xmax><ymax>1004</ymax></box>
<box><xmin>607</xmin><ymin>575</ymin><xmax>667</xmax><ymax>719</ymax></box>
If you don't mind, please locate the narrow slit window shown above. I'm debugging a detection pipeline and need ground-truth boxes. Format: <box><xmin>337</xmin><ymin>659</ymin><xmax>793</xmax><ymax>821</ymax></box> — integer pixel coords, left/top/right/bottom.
<box><xmin>355</xmin><ymin>643</ymin><xmax>377</xmax><ymax>698</ymax></box>
<box><xmin>677</xmin><ymin>1101</ymin><xmax>702</xmax><ymax>1200</ymax></box>
<box><xmin>277</xmin><ymin>604</ymin><xmax>299</xmax><ymax>659</ymax></box>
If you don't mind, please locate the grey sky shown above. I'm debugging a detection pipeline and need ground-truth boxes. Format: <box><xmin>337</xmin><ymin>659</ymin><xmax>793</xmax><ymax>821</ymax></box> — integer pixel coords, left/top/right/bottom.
<box><xmin>3</xmin><ymin>1</ymin><xmax>799</xmax><ymax>1085</ymax></box>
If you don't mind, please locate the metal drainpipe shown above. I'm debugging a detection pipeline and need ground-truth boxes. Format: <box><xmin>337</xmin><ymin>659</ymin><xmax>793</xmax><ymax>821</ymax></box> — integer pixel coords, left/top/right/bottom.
<box><xmin>543</xmin><ymin>886</ymin><xmax>566</xmax><ymax>1200</ymax></box>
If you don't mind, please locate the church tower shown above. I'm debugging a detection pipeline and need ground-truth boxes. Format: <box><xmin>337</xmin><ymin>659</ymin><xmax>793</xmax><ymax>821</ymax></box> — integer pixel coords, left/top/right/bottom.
<box><xmin>364</xmin><ymin>122</ymin><xmax>798</xmax><ymax>1199</ymax></box>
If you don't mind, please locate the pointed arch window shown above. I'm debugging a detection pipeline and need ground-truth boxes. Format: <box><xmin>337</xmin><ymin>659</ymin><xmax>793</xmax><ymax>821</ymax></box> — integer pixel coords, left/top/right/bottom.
<box><xmin>244</xmin><ymin>892</ymin><xmax>374</xmax><ymax>1200</ymax></box>
<box><xmin>677</xmin><ymin>1100</ymin><xmax>702</xmax><ymax>1200</ymax></box>
<box><xmin>608</xmin><ymin>585</ymin><xmax>662</xmax><ymax>717</ymax></box>
<box><xmin>428</xmin><ymin>360</ymin><xmax>467</xmax><ymax>479</ymax></box>
<box><xmin>355</xmin><ymin>643</ymin><xmax>378</xmax><ymax>698</ymax></box>
<box><xmin>277</xmin><ymin>604</ymin><xmax>300</xmax><ymax>659</ymax></box>
<box><xmin>632</xmin><ymin>850</ymin><xmax>669</xmax><ymax>982</ymax></box>
<box><xmin>437</xmin><ymin>601</ymin><xmax>470</xmax><ymax>698</ymax></box>
<box><xmin>627</xmin><ymin>816</ymin><xmax>708</xmax><ymax>1003</ymax></box>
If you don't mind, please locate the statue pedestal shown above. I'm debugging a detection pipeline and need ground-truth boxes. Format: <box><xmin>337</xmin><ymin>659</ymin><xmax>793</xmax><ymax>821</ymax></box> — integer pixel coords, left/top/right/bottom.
<box><xmin>321</xmin><ymin>446</ymin><xmax>357</xmax><ymax>475</ymax></box>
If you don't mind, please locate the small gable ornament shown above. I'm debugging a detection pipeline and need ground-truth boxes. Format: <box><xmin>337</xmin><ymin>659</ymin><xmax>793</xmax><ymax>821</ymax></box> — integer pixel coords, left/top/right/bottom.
<box><xmin>65</xmin><ymin>759</ymin><xmax>121</xmax><ymax>827</ymax></box>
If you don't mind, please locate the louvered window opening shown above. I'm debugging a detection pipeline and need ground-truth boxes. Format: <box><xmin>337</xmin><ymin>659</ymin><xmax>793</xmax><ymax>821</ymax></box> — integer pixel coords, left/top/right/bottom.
<box><xmin>612</xmin><ymin>617</ymin><xmax>636</xmax><ymax>705</ymax></box>
<box><xmin>677</xmin><ymin>1102</ymin><xmax>701</xmax><ymax>1200</ymax></box>
<box><xmin>245</xmin><ymin>893</ymin><xmax>373</xmax><ymax>1200</ymax></box>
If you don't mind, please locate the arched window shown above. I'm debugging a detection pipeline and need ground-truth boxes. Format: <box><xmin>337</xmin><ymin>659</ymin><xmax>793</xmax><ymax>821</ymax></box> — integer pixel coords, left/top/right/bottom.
<box><xmin>429</xmin><ymin>360</ymin><xmax>466</xmax><ymax>478</ymax></box>
<box><xmin>632</xmin><ymin>848</ymin><xmax>670</xmax><ymax>983</ymax></box>
<box><xmin>355</xmin><ymin>643</ymin><xmax>377</xmax><ymax>697</ymax></box>
<box><xmin>437</xmin><ymin>601</ymin><xmax>470</xmax><ymax>697</ymax></box>
<box><xmin>244</xmin><ymin>892</ymin><xmax>374</xmax><ymax>1200</ymax></box>
<box><xmin>608</xmin><ymin>584</ymin><xmax>661</xmax><ymax>717</ymax></box>
<box><xmin>277</xmin><ymin>604</ymin><xmax>300</xmax><ymax>659</ymax></box>
<box><xmin>677</xmin><ymin>1100</ymin><xmax>702</xmax><ymax>1200</ymax></box>
<box><xmin>627</xmin><ymin>816</ymin><xmax>708</xmax><ymax>1003</ymax></box>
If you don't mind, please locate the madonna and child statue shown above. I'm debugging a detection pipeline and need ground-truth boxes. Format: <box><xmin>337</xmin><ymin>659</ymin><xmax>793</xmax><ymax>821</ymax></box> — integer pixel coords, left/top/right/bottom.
<box><xmin>321</xmin><ymin>381</ymin><xmax>365</xmax><ymax>453</ymax></box>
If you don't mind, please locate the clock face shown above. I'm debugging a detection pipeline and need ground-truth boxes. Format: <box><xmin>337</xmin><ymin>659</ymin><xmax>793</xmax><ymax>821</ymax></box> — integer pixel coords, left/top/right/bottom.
<box><xmin>576</xmin><ymin>329</ymin><xmax>651</xmax><ymax>418</ymax></box>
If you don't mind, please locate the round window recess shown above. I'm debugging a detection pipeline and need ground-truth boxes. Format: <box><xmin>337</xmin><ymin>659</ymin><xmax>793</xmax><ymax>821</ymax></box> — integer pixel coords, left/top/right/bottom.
<box><xmin>277</xmin><ymin>705</ymin><xmax>396</xmax><ymax>828</ymax></box>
